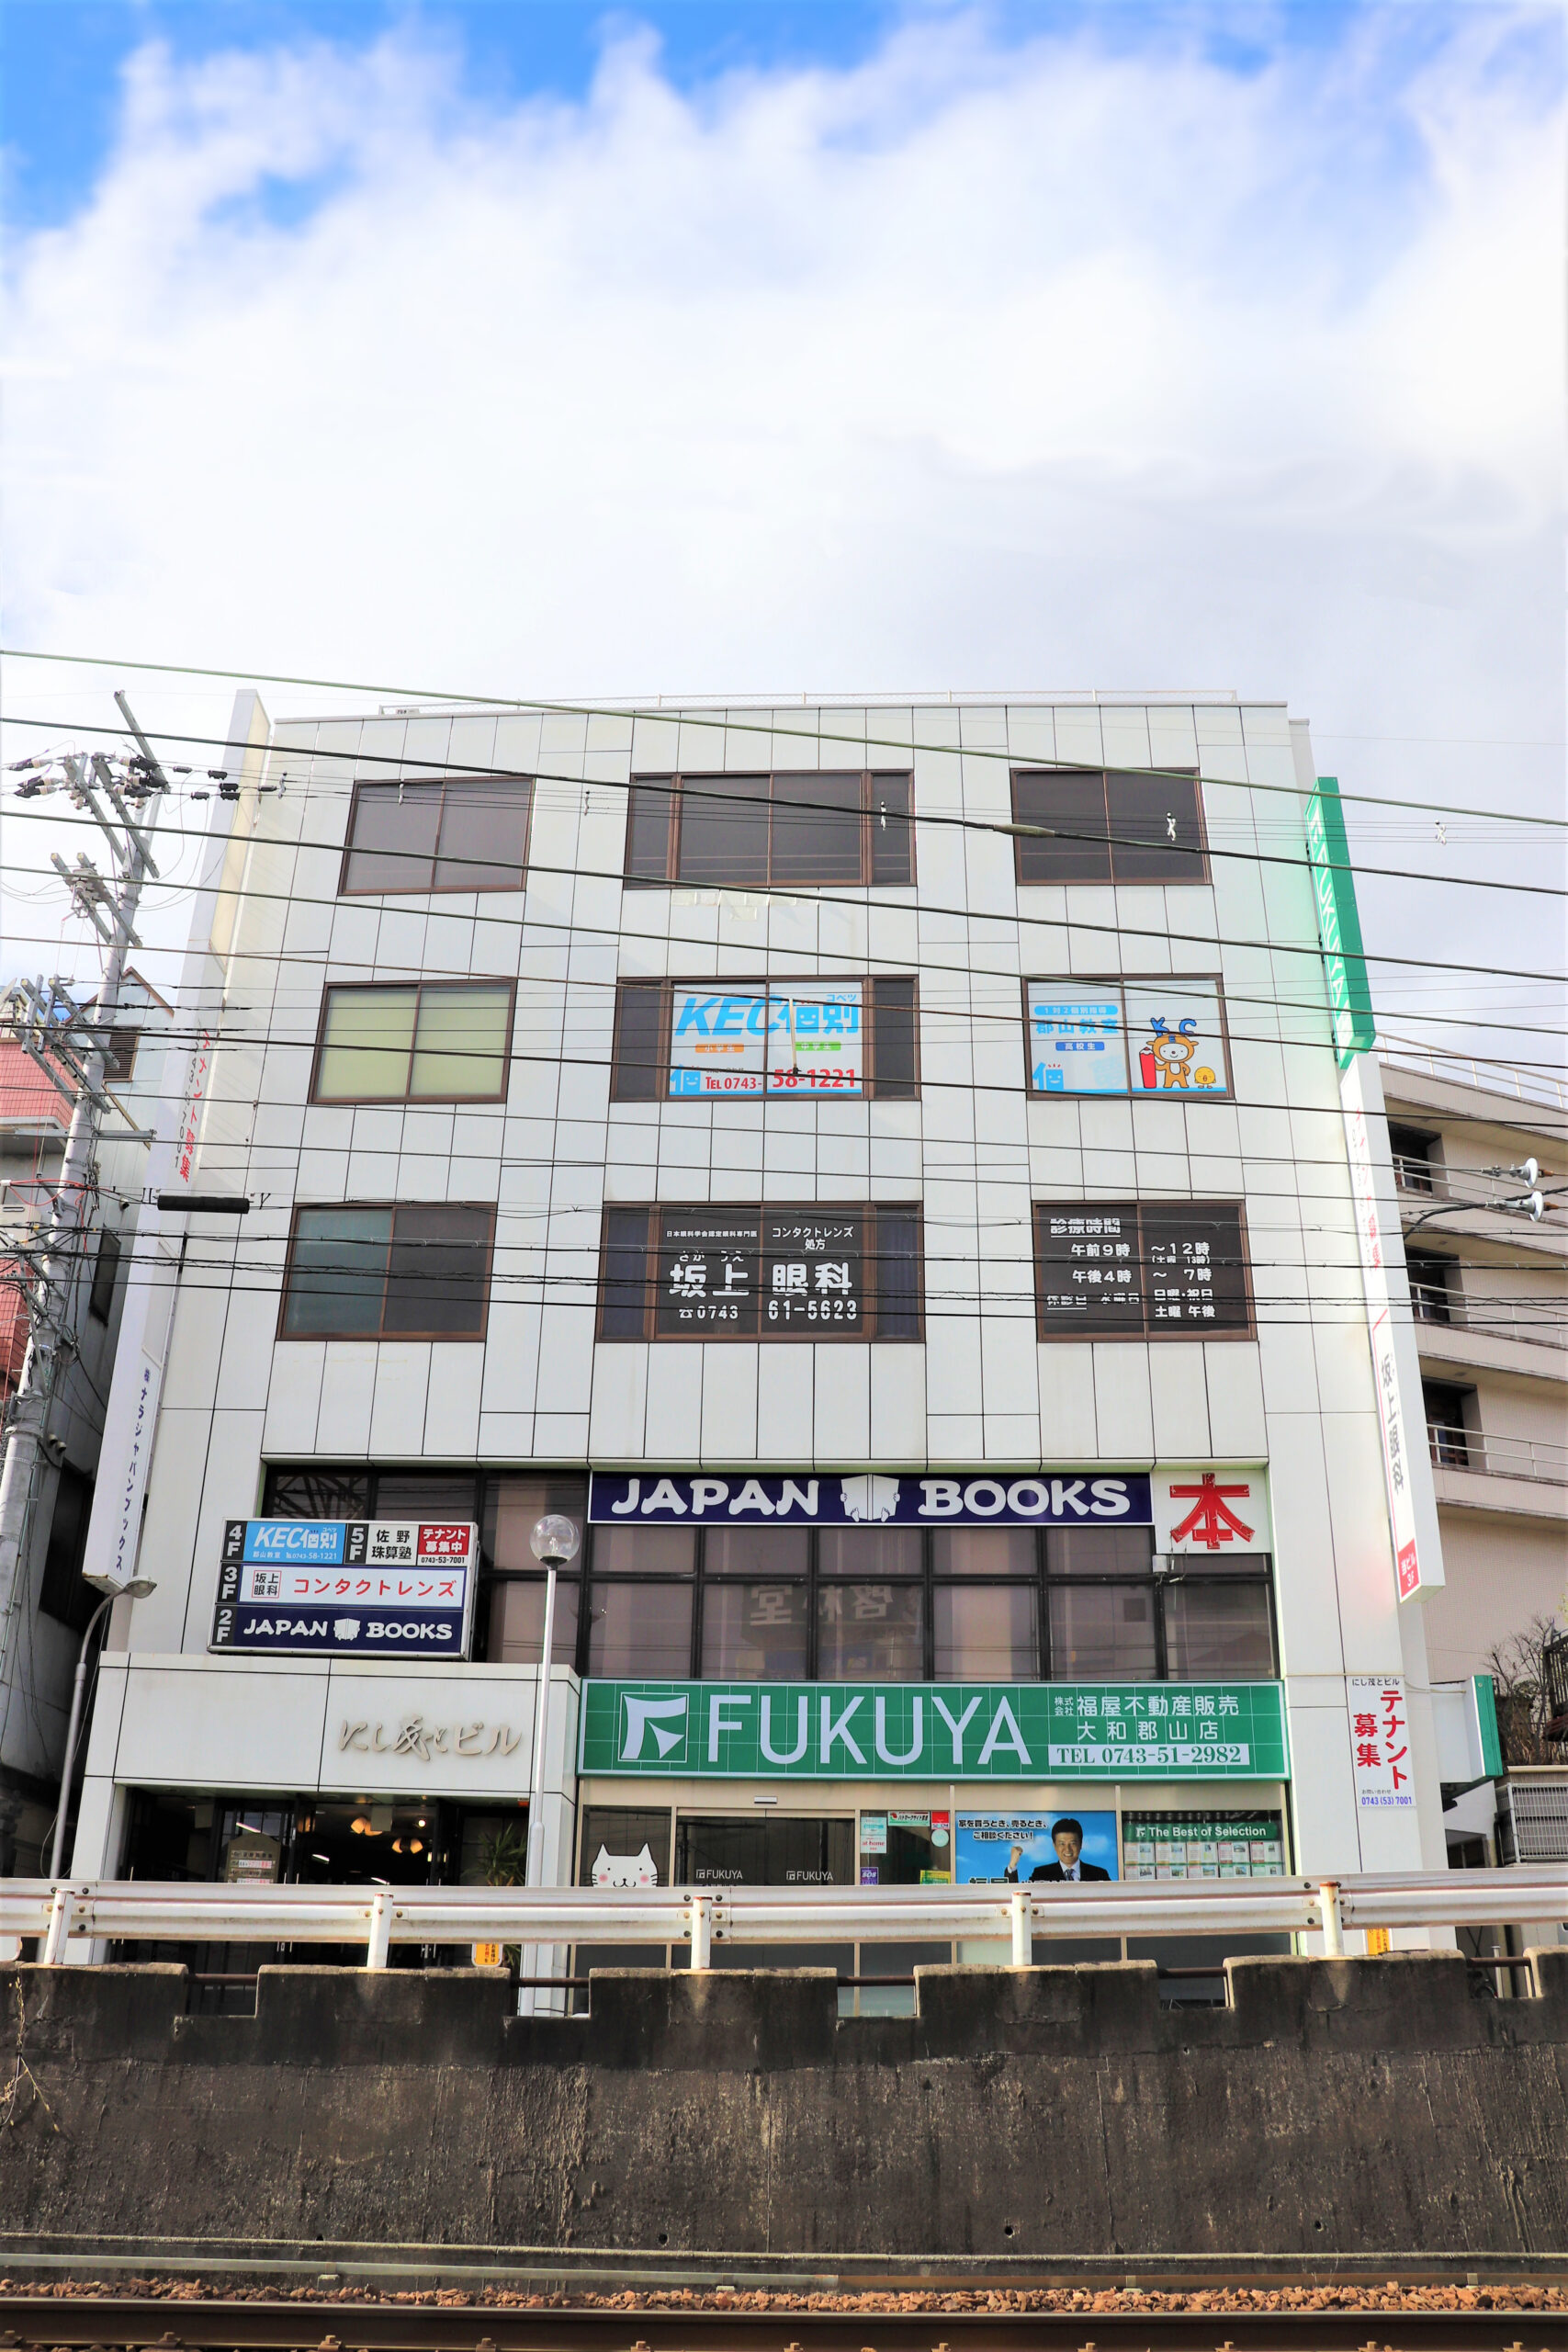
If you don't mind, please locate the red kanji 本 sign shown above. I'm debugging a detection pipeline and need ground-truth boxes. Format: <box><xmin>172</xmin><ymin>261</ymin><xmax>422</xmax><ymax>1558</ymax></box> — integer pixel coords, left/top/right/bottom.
<box><xmin>1167</xmin><ymin>1473</ymin><xmax>1255</xmax><ymax>1552</ymax></box>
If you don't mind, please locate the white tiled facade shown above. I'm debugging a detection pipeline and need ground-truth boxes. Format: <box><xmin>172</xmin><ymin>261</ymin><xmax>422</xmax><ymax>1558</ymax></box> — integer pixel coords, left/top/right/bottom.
<box><xmin>72</xmin><ymin>695</ymin><xmax>1454</xmax><ymax>1923</ymax></box>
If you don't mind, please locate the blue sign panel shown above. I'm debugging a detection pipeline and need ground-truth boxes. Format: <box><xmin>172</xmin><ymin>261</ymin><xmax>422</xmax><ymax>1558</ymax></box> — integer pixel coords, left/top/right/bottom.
<box><xmin>588</xmin><ymin>1470</ymin><xmax>1153</xmax><ymax>1526</ymax></box>
<box><xmin>210</xmin><ymin>1519</ymin><xmax>477</xmax><ymax>1656</ymax></box>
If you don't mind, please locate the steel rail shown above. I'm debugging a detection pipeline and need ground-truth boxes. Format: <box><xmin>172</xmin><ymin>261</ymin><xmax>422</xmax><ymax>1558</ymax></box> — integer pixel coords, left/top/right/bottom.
<box><xmin>0</xmin><ymin>2292</ymin><xmax>1561</xmax><ymax>2352</ymax></box>
<box><xmin>4</xmin><ymin>1869</ymin><xmax>1567</xmax><ymax>1970</ymax></box>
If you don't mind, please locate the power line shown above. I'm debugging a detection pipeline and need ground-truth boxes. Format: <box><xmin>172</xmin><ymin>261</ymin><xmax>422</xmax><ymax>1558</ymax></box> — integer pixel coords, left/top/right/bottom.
<box><xmin>6</xmin><ymin>784</ymin><xmax>1565</xmax><ymax>993</ymax></box>
<box><xmin>6</xmin><ymin>710</ymin><xmax>1567</xmax><ymax>902</ymax></box>
<box><xmin>4</xmin><ymin>647</ymin><xmax>1565</xmax><ymax>830</ymax></box>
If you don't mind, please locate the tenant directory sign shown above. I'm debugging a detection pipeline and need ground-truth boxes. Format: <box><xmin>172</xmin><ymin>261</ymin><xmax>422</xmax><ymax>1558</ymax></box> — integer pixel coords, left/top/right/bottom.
<box><xmin>210</xmin><ymin>1519</ymin><xmax>477</xmax><ymax>1656</ymax></box>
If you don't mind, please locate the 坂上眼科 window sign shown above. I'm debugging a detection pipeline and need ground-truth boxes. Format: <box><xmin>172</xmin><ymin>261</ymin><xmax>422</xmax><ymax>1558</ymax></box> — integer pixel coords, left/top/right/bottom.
<box><xmin>209</xmin><ymin>1520</ymin><xmax>477</xmax><ymax>1657</ymax></box>
<box><xmin>580</xmin><ymin>1678</ymin><xmax>1290</xmax><ymax>1781</ymax></box>
<box><xmin>1026</xmin><ymin>977</ymin><xmax>1231</xmax><ymax>1098</ymax></box>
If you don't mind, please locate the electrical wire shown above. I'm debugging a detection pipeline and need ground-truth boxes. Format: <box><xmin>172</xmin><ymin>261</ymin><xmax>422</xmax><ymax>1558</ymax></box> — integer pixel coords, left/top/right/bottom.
<box><xmin>3</xmin><ymin>646</ymin><xmax>1565</xmax><ymax>830</ymax></box>
<box><xmin>5</xmin><ymin>711</ymin><xmax>1566</xmax><ymax>905</ymax></box>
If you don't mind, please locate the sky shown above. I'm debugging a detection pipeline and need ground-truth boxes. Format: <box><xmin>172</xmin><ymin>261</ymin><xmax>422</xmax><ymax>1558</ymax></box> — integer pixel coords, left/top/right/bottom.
<box><xmin>0</xmin><ymin>0</ymin><xmax>1563</xmax><ymax>1080</ymax></box>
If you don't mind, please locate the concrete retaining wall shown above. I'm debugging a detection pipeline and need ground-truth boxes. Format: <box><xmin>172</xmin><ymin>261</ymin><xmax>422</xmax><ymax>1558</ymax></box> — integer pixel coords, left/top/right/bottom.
<box><xmin>1</xmin><ymin>1954</ymin><xmax>1565</xmax><ymax>2258</ymax></box>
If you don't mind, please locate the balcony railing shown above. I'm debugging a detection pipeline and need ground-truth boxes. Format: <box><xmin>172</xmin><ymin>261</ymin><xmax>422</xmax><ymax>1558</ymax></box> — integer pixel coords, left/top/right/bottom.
<box><xmin>1427</xmin><ymin>1425</ymin><xmax>1568</xmax><ymax>1485</ymax></box>
<box><xmin>1413</xmin><ymin>1288</ymin><xmax>1567</xmax><ymax>1351</ymax></box>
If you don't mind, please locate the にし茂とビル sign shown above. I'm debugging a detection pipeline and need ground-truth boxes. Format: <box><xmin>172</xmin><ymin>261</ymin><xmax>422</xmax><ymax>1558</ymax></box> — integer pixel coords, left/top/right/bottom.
<box><xmin>209</xmin><ymin>1520</ymin><xmax>478</xmax><ymax>1657</ymax></box>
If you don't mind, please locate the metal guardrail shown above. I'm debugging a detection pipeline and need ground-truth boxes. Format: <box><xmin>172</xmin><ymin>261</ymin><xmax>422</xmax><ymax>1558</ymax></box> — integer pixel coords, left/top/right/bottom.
<box><xmin>1427</xmin><ymin>1425</ymin><xmax>1568</xmax><ymax>1483</ymax></box>
<box><xmin>3</xmin><ymin>1870</ymin><xmax>1565</xmax><ymax>1972</ymax></box>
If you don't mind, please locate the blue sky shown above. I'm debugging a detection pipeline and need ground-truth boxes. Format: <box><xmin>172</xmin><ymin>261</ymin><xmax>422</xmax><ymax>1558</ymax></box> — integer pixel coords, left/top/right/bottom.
<box><xmin>2</xmin><ymin>1</ymin><xmax>1562</xmax><ymax>1057</ymax></box>
<box><xmin>0</xmin><ymin>0</ymin><xmax>1475</xmax><ymax>232</ymax></box>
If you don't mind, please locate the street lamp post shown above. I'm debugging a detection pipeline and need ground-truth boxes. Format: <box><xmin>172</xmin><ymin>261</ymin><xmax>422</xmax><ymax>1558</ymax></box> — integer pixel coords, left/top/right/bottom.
<box><xmin>49</xmin><ymin>1577</ymin><xmax>156</xmax><ymax>1880</ymax></box>
<box><xmin>525</xmin><ymin>1516</ymin><xmax>580</xmax><ymax>1887</ymax></box>
<box><xmin>520</xmin><ymin>1515</ymin><xmax>580</xmax><ymax>2018</ymax></box>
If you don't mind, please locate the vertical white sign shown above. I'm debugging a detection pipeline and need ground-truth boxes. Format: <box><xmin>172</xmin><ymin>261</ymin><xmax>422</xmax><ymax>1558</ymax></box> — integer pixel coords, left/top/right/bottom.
<box><xmin>1340</xmin><ymin>1058</ymin><xmax>1429</xmax><ymax>1599</ymax></box>
<box><xmin>1348</xmin><ymin>1674</ymin><xmax>1416</xmax><ymax>1812</ymax></box>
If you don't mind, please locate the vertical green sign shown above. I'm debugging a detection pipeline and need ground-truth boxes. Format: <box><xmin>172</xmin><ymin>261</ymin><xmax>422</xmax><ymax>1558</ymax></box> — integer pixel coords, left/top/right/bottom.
<box><xmin>1305</xmin><ymin>776</ymin><xmax>1376</xmax><ymax>1069</ymax></box>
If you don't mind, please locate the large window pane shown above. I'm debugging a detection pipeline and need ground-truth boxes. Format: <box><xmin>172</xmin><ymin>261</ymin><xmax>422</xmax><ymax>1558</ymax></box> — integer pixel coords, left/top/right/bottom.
<box><xmin>317</xmin><ymin>989</ymin><xmax>418</xmax><ymax>1100</ymax></box>
<box><xmin>375</xmin><ymin>1472</ymin><xmax>479</xmax><ymax>1517</ymax></box>
<box><xmin>484</xmin><ymin>1576</ymin><xmax>580</xmax><ymax>1667</ymax></box>
<box><xmin>1142</xmin><ymin>1201</ymin><xmax>1249</xmax><ymax>1334</ymax></box>
<box><xmin>818</xmin><ymin>1526</ymin><xmax>923</xmax><ymax>1579</ymax></box>
<box><xmin>590</xmin><ymin>1524</ymin><xmax>696</xmax><ymax>1575</ymax></box>
<box><xmin>612</xmin><ymin>982</ymin><xmax>664</xmax><ymax>1101</ymax></box>
<box><xmin>282</xmin><ymin>1208</ymin><xmax>392</xmax><ymax>1336</ymax></box>
<box><xmin>383</xmin><ymin>1205</ymin><xmax>491</xmax><ymax>1336</ymax></box>
<box><xmin>1104</xmin><ymin>770</ymin><xmax>1205</xmax><ymax>883</ymax></box>
<box><xmin>434</xmin><ymin>778</ymin><xmax>531</xmax><ymax>890</ymax></box>
<box><xmin>344</xmin><ymin>784</ymin><xmax>442</xmax><ymax>893</ymax></box>
<box><xmin>580</xmin><ymin>1805</ymin><xmax>672</xmax><ymax>1886</ymax></box>
<box><xmin>487</xmin><ymin>1476</ymin><xmax>589</xmax><ymax>1572</ymax></box>
<box><xmin>600</xmin><ymin>1207</ymin><xmax>651</xmax><ymax>1337</ymax></box>
<box><xmin>1013</xmin><ymin>772</ymin><xmax>1112</xmax><ymax>884</ymax></box>
<box><xmin>869</xmin><ymin>774</ymin><xmax>913</xmax><ymax>886</ymax></box>
<box><xmin>703</xmin><ymin>1525</ymin><xmax>810</xmax><ymax>1578</ymax></box>
<box><xmin>409</xmin><ymin>985</ymin><xmax>511</xmax><ymax>1098</ymax></box>
<box><xmin>934</xmin><ymin>1584</ymin><xmax>1039</xmax><ymax>1679</ymax></box>
<box><xmin>675</xmin><ymin>774</ymin><xmax>770</xmax><ymax>885</ymax></box>
<box><xmin>657</xmin><ymin>1206</ymin><xmax>761</xmax><ymax>1336</ymax></box>
<box><xmin>1036</xmin><ymin>1201</ymin><xmax>1144</xmax><ymax>1336</ymax></box>
<box><xmin>817</xmin><ymin>1582</ymin><xmax>924</xmax><ymax>1679</ymax></box>
<box><xmin>702</xmin><ymin>1582</ymin><xmax>810</xmax><ymax>1679</ymax></box>
<box><xmin>931</xmin><ymin>1527</ymin><xmax>1037</xmax><ymax>1576</ymax></box>
<box><xmin>1046</xmin><ymin>1525</ymin><xmax>1154</xmax><ymax>1577</ymax></box>
<box><xmin>264</xmin><ymin>1466</ymin><xmax>372</xmax><ymax>1517</ymax></box>
<box><xmin>871</xmin><ymin>978</ymin><xmax>918</xmax><ymax>1097</ymax></box>
<box><xmin>588</xmin><ymin>1580</ymin><xmax>694</xmax><ymax>1678</ymax></box>
<box><xmin>625</xmin><ymin>781</ymin><xmax>675</xmax><ymax>880</ymax></box>
<box><xmin>874</xmin><ymin>1210</ymin><xmax>921</xmax><ymax>1340</ymax></box>
<box><xmin>1162</xmin><ymin>1582</ymin><xmax>1274</xmax><ymax>1677</ymax></box>
<box><xmin>677</xmin><ymin>1815</ymin><xmax>854</xmax><ymax>1887</ymax></box>
<box><xmin>770</xmin><ymin>772</ymin><xmax>863</xmax><ymax>883</ymax></box>
<box><xmin>1047</xmin><ymin>1582</ymin><xmax>1158</xmax><ymax>1679</ymax></box>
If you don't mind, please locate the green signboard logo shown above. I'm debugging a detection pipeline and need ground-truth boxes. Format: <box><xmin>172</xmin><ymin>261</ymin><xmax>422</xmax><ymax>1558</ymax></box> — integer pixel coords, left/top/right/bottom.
<box><xmin>581</xmin><ymin>1680</ymin><xmax>1291</xmax><ymax>1782</ymax></box>
<box><xmin>1305</xmin><ymin>776</ymin><xmax>1376</xmax><ymax>1070</ymax></box>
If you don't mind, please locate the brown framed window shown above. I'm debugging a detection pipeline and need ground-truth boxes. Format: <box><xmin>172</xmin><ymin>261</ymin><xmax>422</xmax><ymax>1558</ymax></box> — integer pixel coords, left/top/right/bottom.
<box><xmin>624</xmin><ymin>772</ymin><xmax>914</xmax><ymax>888</ymax></box>
<box><xmin>340</xmin><ymin>775</ymin><xmax>533</xmax><ymax>895</ymax></box>
<box><xmin>278</xmin><ymin>1203</ymin><xmax>494</xmax><ymax>1340</ymax></box>
<box><xmin>1033</xmin><ymin>1201</ymin><xmax>1252</xmax><ymax>1339</ymax></box>
<box><xmin>1010</xmin><ymin>769</ymin><xmax>1208</xmax><ymax>886</ymax></box>
<box><xmin>610</xmin><ymin>976</ymin><xmax>919</xmax><ymax>1102</ymax></box>
<box><xmin>597</xmin><ymin>1202</ymin><xmax>922</xmax><ymax>1340</ymax></box>
<box><xmin>311</xmin><ymin>980</ymin><xmax>514</xmax><ymax>1102</ymax></box>
<box><xmin>1024</xmin><ymin>975</ymin><xmax>1232</xmax><ymax>1099</ymax></box>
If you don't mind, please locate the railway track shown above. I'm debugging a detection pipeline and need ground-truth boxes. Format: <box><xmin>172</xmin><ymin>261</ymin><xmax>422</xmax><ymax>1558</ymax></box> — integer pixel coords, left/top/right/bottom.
<box><xmin>0</xmin><ymin>2294</ymin><xmax>1563</xmax><ymax>2352</ymax></box>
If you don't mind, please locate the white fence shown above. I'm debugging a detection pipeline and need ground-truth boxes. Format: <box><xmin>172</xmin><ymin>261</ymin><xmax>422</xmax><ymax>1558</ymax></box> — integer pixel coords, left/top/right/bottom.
<box><xmin>3</xmin><ymin>1870</ymin><xmax>1566</xmax><ymax>1971</ymax></box>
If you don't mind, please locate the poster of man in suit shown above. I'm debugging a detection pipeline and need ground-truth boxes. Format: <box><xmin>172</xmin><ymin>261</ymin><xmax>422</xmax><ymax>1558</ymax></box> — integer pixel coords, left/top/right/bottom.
<box><xmin>955</xmin><ymin>1811</ymin><xmax>1119</xmax><ymax>1883</ymax></box>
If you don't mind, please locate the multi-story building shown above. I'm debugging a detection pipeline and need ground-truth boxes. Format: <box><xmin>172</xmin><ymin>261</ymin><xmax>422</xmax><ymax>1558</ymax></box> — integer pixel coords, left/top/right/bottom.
<box><xmin>1373</xmin><ymin>1051</ymin><xmax>1566</xmax><ymax>1883</ymax></box>
<box><xmin>0</xmin><ymin>974</ymin><xmax>172</xmax><ymax>1874</ymax></box>
<box><xmin>65</xmin><ymin>694</ymin><xmax>1470</xmax><ymax>1988</ymax></box>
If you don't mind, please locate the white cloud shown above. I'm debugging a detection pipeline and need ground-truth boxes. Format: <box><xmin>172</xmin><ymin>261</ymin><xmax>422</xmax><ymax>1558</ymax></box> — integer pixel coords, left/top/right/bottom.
<box><xmin>2</xmin><ymin>6</ymin><xmax>1562</xmax><ymax>1050</ymax></box>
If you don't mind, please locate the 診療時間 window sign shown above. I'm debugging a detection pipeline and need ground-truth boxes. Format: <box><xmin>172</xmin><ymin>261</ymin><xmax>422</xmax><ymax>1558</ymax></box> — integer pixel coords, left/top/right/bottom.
<box><xmin>210</xmin><ymin>1520</ymin><xmax>477</xmax><ymax>1656</ymax></box>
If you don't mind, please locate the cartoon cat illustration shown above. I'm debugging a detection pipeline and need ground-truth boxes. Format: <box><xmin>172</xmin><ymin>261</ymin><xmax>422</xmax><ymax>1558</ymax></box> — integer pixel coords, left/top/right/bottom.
<box><xmin>591</xmin><ymin>1844</ymin><xmax>660</xmax><ymax>1889</ymax></box>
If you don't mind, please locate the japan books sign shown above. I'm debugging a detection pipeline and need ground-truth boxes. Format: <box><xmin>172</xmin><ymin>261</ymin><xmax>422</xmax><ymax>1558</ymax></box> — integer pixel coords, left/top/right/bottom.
<box><xmin>1348</xmin><ymin>1674</ymin><xmax>1416</xmax><ymax>1811</ymax></box>
<box><xmin>210</xmin><ymin>1520</ymin><xmax>477</xmax><ymax>1657</ymax></box>
<box><xmin>581</xmin><ymin>1679</ymin><xmax>1291</xmax><ymax>1781</ymax></box>
<box><xmin>591</xmin><ymin>1469</ymin><xmax>1156</xmax><ymax>1526</ymax></box>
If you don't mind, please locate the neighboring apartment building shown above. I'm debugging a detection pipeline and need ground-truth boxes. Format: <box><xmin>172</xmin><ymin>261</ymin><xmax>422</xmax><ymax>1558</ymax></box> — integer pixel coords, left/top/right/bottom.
<box><xmin>0</xmin><ymin>975</ymin><xmax>171</xmax><ymax>1873</ymax></box>
<box><xmin>1382</xmin><ymin>1052</ymin><xmax>1567</xmax><ymax>1687</ymax></box>
<box><xmin>66</xmin><ymin>695</ymin><xmax>1463</xmax><ymax>1984</ymax></box>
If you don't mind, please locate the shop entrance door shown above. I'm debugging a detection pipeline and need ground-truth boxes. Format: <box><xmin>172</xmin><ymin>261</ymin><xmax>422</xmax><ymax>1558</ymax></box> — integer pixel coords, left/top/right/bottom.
<box><xmin>675</xmin><ymin>1813</ymin><xmax>854</xmax><ymax>1976</ymax></box>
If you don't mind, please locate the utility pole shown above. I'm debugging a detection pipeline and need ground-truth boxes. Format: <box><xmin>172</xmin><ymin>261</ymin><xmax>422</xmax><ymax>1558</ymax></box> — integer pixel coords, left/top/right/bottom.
<box><xmin>0</xmin><ymin>698</ymin><xmax>167</xmax><ymax>1722</ymax></box>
